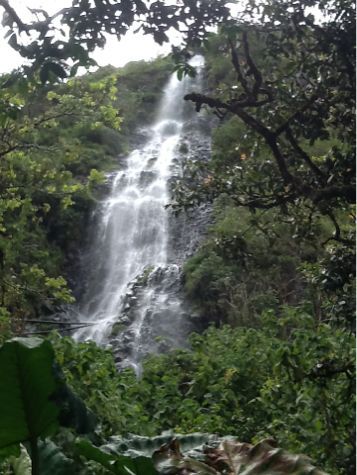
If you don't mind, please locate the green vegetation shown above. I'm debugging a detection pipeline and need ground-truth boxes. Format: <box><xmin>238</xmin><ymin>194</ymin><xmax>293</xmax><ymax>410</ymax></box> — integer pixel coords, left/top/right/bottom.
<box><xmin>183</xmin><ymin>199</ymin><xmax>325</xmax><ymax>324</ymax></box>
<box><xmin>109</xmin><ymin>57</ymin><xmax>174</xmax><ymax>152</ymax></box>
<box><xmin>48</xmin><ymin>309</ymin><xmax>355</xmax><ymax>474</ymax></box>
<box><xmin>0</xmin><ymin>337</ymin><xmax>331</xmax><ymax>474</ymax></box>
<box><xmin>0</xmin><ymin>72</ymin><xmax>119</xmax><ymax>336</ymax></box>
<box><xmin>177</xmin><ymin>5</ymin><xmax>355</xmax><ymax>334</ymax></box>
<box><xmin>173</xmin><ymin>6</ymin><xmax>355</xmax><ymax>472</ymax></box>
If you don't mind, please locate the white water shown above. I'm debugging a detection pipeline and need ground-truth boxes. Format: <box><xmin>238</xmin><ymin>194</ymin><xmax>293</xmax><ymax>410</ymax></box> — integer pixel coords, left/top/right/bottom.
<box><xmin>74</xmin><ymin>57</ymin><xmax>204</xmax><ymax>366</ymax></box>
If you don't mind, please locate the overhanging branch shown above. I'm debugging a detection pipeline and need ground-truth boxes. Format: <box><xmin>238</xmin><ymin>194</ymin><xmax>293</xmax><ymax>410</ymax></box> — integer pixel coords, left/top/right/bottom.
<box><xmin>184</xmin><ymin>92</ymin><xmax>293</xmax><ymax>184</ymax></box>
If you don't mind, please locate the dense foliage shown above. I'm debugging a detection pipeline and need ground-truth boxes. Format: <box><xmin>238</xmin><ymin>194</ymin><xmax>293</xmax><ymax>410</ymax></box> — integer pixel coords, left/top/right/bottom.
<box><xmin>176</xmin><ymin>1</ymin><xmax>355</xmax><ymax>329</ymax></box>
<box><xmin>0</xmin><ymin>337</ymin><xmax>331</xmax><ymax>474</ymax></box>
<box><xmin>50</xmin><ymin>308</ymin><xmax>355</xmax><ymax>474</ymax></box>
<box><xmin>172</xmin><ymin>5</ymin><xmax>355</xmax><ymax>472</ymax></box>
<box><xmin>184</xmin><ymin>1</ymin><xmax>355</xmax><ymax>212</ymax></box>
<box><xmin>0</xmin><ymin>71</ymin><xmax>119</xmax><ymax>338</ymax></box>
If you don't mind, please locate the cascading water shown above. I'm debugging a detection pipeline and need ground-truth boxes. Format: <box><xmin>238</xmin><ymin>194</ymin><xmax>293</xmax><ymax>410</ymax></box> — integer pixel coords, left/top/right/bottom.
<box><xmin>74</xmin><ymin>56</ymin><xmax>208</xmax><ymax>371</ymax></box>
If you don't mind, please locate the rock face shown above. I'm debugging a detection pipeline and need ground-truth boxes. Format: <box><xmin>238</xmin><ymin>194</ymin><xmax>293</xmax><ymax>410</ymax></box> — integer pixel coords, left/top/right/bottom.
<box><xmin>168</xmin><ymin>116</ymin><xmax>213</xmax><ymax>265</ymax></box>
<box><xmin>109</xmin><ymin>265</ymin><xmax>192</xmax><ymax>365</ymax></box>
<box><xmin>71</xmin><ymin>57</ymin><xmax>213</xmax><ymax>370</ymax></box>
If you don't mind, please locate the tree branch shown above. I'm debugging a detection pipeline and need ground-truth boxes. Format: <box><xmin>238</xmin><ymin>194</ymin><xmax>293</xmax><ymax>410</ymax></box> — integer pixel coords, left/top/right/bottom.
<box><xmin>321</xmin><ymin>211</ymin><xmax>354</xmax><ymax>246</ymax></box>
<box><xmin>242</xmin><ymin>31</ymin><xmax>262</xmax><ymax>96</ymax></box>
<box><xmin>0</xmin><ymin>0</ymin><xmax>29</xmax><ymax>31</ymax></box>
<box><xmin>228</xmin><ymin>38</ymin><xmax>249</xmax><ymax>95</ymax></box>
<box><xmin>313</xmin><ymin>184</ymin><xmax>355</xmax><ymax>204</ymax></box>
<box><xmin>285</xmin><ymin>126</ymin><xmax>325</xmax><ymax>180</ymax></box>
<box><xmin>184</xmin><ymin>92</ymin><xmax>293</xmax><ymax>184</ymax></box>
<box><xmin>228</xmin><ymin>34</ymin><xmax>273</xmax><ymax>108</ymax></box>
<box><xmin>308</xmin><ymin>360</ymin><xmax>355</xmax><ymax>379</ymax></box>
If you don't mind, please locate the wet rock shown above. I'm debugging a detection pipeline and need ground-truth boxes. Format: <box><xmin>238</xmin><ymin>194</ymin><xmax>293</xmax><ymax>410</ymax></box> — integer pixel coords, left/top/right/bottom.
<box><xmin>110</xmin><ymin>322</ymin><xmax>125</xmax><ymax>337</ymax></box>
<box><xmin>158</xmin><ymin>120</ymin><xmax>180</xmax><ymax>136</ymax></box>
<box><xmin>140</xmin><ymin>170</ymin><xmax>157</xmax><ymax>186</ymax></box>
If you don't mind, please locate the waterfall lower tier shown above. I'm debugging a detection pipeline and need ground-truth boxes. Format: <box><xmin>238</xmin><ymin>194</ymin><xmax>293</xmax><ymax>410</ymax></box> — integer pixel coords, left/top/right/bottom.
<box><xmin>72</xmin><ymin>56</ymin><xmax>211</xmax><ymax>370</ymax></box>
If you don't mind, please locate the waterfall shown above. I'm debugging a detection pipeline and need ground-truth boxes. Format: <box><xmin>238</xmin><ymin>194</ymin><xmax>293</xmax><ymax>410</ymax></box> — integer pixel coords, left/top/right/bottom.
<box><xmin>74</xmin><ymin>56</ymin><xmax>207</xmax><ymax>370</ymax></box>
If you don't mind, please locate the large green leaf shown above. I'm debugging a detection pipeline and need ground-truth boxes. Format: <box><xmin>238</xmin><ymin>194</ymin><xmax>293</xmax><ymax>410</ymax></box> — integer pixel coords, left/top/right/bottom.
<box><xmin>0</xmin><ymin>338</ymin><xmax>60</xmax><ymax>449</ymax></box>
<box><xmin>102</xmin><ymin>433</ymin><xmax>216</xmax><ymax>459</ymax></box>
<box><xmin>9</xmin><ymin>440</ymin><xmax>74</xmax><ymax>475</ymax></box>
<box><xmin>76</xmin><ymin>439</ymin><xmax>113</xmax><ymax>470</ymax></box>
<box><xmin>38</xmin><ymin>439</ymin><xmax>74</xmax><ymax>475</ymax></box>
<box><xmin>76</xmin><ymin>439</ymin><xmax>158</xmax><ymax>475</ymax></box>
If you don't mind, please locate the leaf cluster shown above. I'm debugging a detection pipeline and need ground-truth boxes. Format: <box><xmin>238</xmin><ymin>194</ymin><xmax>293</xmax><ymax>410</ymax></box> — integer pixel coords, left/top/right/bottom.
<box><xmin>0</xmin><ymin>0</ymin><xmax>229</xmax><ymax>83</ymax></box>
<box><xmin>0</xmin><ymin>70</ymin><xmax>122</xmax><ymax>335</ymax></box>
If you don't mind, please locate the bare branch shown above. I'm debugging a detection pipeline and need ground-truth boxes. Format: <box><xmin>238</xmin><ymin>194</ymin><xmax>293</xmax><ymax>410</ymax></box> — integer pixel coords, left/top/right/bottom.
<box><xmin>242</xmin><ymin>31</ymin><xmax>262</xmax><ymax>96</ymax></box>
<box><xmin>228</xmin><ymin>38</ymin><xmax>249</xmax><ymax>95</ymax></box>
<box><xmin>285</xmin><ymin>126</ymin><xmax>325</xmax><ymax>180</ymax></box>
<box><xmin>313</xmin><ymin>185</ymin><xmax>355</xmax><ymax>204</ymax></box>
<box><xmin>321</xmin><ymin>211</ymin><xmax>354</xmax><ymax>246</ymax></box>
<box><xmin>0</xmin><ymin>0</ymin><xmax>69</xmax><ymax>33</ymax></box>
<box><xmin>184</xmin><ymin>92</ymin><xmax>294</xmax><ymax>184</ymax></box>
<box><xmin>0</xmin><ymin>0</ymin><xmax>29</xmax><ymax>31</ymax></box>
